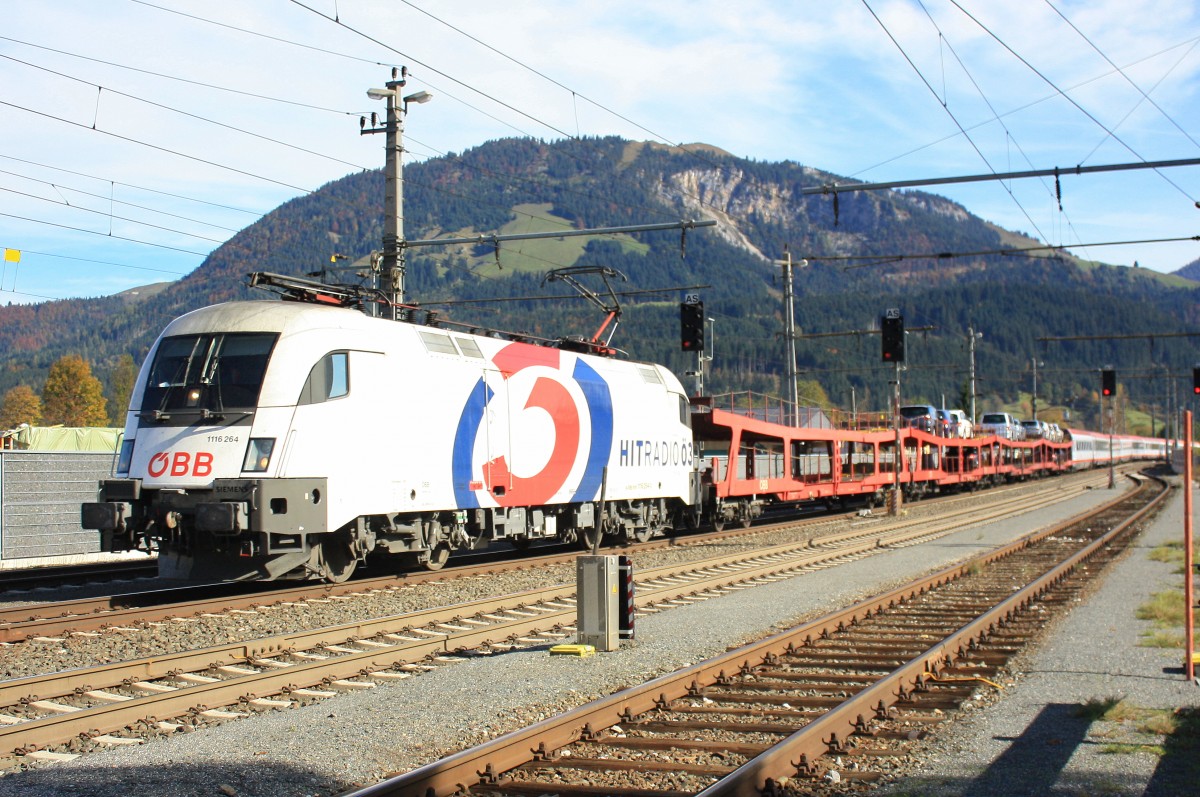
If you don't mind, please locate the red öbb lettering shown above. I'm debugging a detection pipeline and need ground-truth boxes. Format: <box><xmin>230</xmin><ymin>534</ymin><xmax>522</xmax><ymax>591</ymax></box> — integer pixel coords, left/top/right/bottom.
<box><xmin>148</xmin><ymin>450</ymin><xmax>215</xmax><ymax>478</ymax></box>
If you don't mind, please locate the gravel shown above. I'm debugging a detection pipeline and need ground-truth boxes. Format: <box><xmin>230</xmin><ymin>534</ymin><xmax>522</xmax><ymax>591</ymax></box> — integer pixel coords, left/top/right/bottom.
<box><xmin>873</xmin><ymin>472</ymin><xmax>1200</xmax><ymax>797</ymax></box>
<box><xmin>3</xmin><ymin>473</ymin><xmax>1190</xmax><ymax>797</ymax></box>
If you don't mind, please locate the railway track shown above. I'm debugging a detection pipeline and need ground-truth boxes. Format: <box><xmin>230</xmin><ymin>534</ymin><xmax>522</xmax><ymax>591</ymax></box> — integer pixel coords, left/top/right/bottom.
<box><xmin>0</xmin><ymin>468</ymin><xmax>1123</xmax><ymax>767</ymax></box>
<box><xmin>340</xmin><ymin>474</ymin><xmax>1166</xmax><ymax>797</ymax></box>
<box><xmin>0</xmin><ymin>469</ymin><xmax>1114</xmax><ymax>644</ymax></box>
<box><xmin>0</xmin><ymin>559</ymin><xmax>158</xmax><ymax>594</ymax></box>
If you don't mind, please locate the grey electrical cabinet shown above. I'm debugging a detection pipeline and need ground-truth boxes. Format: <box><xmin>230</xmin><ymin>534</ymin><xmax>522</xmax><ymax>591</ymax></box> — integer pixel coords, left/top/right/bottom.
<box><xmin>576</xmin><ymin>554</ymin><xmax>620</xmax><ymax>651</ymax></box>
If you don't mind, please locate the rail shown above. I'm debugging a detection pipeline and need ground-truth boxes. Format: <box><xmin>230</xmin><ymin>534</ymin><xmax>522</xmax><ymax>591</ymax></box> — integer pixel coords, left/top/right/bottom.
<box><xmin>338</xmin><ymin>473</ymin><xmax>1160</xmax><ymax>796</ymax></box>
<box><xmin>0</xmin><ymin>471</ymin><xmax>1117</xmax><ymax>761</ymax></box>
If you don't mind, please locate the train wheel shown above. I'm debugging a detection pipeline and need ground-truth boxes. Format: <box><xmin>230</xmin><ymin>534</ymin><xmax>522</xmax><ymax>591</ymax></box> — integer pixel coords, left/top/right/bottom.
<box><xmin>740</xmin><ymin>516</ymin><xmax>752</xmax><ymax>529</ymax></box>
<box><xmin>509</xmin><ymin>537</ymin><xmax>531</xmax><ymax>551</ymax></box>
<box><xmin>634</xmin><ymin>526</ymin><xmax>654</xmax><ymax>543</ymax></box>
<box><xmin>711</xmin><ymin>517</ymin><xmax>726</xmax><ymax>532</ymax></box>
<box><xmin>681</xmin><ymin>508</ymin><xmax>700</xmax><ymax>531</ymax></box>
<box><xmin>319</xmin><ymin>540</ymin><xmax>357</xmax><ymax>584</ymax></box>
<box><xmin>580</xmin><ymin>526</ymin><xmax>602</xmax><ymax>551</ymax></box>
<box><xmin>424</xmin><ymin>543</ymin><xmax>451</xmax><ymax>571</ymax></box>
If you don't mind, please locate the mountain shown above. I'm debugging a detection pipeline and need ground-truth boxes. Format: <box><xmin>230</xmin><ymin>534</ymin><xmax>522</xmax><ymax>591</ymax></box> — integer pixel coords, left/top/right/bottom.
<box><xmin>1174</xmin><ymin>259</ymin><xmax>1200</xmax><ymax>282</ymax></box>
<box><xmin>2</xmin><ymin>136</ymin><xmax>1197</xmax><ymax>431</ymax></box>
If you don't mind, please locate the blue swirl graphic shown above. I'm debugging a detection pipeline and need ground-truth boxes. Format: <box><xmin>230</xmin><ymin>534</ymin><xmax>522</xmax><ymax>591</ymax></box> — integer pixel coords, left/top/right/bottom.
<box><xmin>451</xmin><ymin>355</ymin><xmax>614</xmax><ymax>507</ymax></box>
<box><xmin>451</xmin><ymin>377</ymin><xmax>493</xmax><ymax>508</ymax></box>
<box><xmin>569</xmin><ymin>358</ymin><xmax>613</xmax><ymax>501</ymax></box>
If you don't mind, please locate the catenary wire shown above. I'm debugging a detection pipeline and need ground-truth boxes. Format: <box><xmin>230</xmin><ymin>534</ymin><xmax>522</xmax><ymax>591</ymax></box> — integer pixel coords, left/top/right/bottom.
<box><xmin>0</xmin><ymin>168</ymin><xmax>242</xmax><ymax>233</ymax></box>
<box><xmin>947</xmin><ymin>0</ymin><xmax>1198</xmax><ymax>204</ymax></box>
<box><xmin>1043</xmin><ymin>1</ymin><xmax>1200</xmax><ymax>155</ymax></box>
<box><xmin>1</xmin><ymin>53</ymin><xmax>372</xmax><ymax>173</ymax></box>
<box><xmin>822</xmin><ymin>234</ymin><xmax>1200</xmax><ymax>270</ymax></box>
<box><xmin>861</xmin><ymin>0</ymin><xmax>1050</xmax><ymax>243</ymax></box>
<box><xmin>0</xmin><ymin>154</ymin><xmax>265</xmax><ymax>216</ymax></box>
<box><xmin>0</xmin><ymin>35</ymin><xmax>362</xmax><ymax>116</ymax></box>
<box><xmin>0</xmin><ymin>185</ymin><xmax>229</xmax><ymax>244</ymax></box>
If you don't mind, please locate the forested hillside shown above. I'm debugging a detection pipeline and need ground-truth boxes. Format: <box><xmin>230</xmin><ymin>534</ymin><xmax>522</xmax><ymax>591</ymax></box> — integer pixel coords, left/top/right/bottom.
<box><xmin>1175</xmin><ymin>258</ymin><xmax>1200</xmax><ymax>282</ymax></box>
<box><xmin>2</xmin><ymin>136</ymin><xmax>1197</xmax><ymax>431</ymax></box>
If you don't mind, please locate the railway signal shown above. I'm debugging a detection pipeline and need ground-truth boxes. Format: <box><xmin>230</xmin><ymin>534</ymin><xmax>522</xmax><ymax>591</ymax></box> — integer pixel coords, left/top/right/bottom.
<box><xmin>1193</xmin><ymin>365</ymin><xmax>1199</xmax><ymax>395</ymax></box>
<box><xmin>1101</xmin><ymin>368</ymin><xmax>1116</xmax><ymax>397</ymax></box>
<box><xmin>681</xmin><ymin>301</ymin><xmax>704</xmax><ymax>351</ymax></box>
<box><xmin>881</xmin><ymin>312</ymin><xmax>904</xmax><ymax>363</ymax></box>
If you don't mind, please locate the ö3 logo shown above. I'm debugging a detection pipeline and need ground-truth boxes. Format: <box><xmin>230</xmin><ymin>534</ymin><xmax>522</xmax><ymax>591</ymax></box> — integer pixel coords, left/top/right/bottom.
<box><xmin>452</xmin><ymin>343</ymin><xmax>613</xmax><ymax>508</ymax></box>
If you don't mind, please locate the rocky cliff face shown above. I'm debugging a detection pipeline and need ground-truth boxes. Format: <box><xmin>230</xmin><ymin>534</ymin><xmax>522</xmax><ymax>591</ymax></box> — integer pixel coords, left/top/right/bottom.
<box><xmin>660</xmin><ymin>167</ymin><xmax>773</xmax><ymax>258</ymax></box>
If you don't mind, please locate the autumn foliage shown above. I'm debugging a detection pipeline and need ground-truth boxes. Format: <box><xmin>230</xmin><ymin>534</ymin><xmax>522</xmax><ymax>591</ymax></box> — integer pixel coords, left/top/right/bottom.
<box><xmin>0</xmin><ymin>385</ymin><xmax>42</xmax><ymax>429</ymax></box>
<box><xmin>41</xmin><ymin>355</ymin><xmax>108</xmax><ymax>427</ymax></box>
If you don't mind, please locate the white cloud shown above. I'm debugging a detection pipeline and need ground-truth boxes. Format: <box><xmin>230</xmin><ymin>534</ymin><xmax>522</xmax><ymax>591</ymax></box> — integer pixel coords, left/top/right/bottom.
<box><xmin>1</xmin><ymin>0</ymin><xmax>1199</xmax><ymax>304</ymax></box>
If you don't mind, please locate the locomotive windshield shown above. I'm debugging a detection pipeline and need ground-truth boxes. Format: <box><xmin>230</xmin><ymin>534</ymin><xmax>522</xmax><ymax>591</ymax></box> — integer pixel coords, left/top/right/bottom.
<box><xmin>141</xmin><ymin>332</ymin><xmax>278</xmax><ymax>414</ymax></box>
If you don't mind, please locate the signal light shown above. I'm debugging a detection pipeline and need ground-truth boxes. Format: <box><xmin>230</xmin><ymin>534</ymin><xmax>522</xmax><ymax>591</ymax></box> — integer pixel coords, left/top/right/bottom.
<box><xmin>881</xmin><ymin>314</ymin><xmax>904</xmax><ymax>363</ymax></box>
<box><xmin>1101</xmin><ymin>368</ymin><xmax>1115</xmax><ymax>397</ymax></box>
<box><xmin>1193</xmin><ymin>366</ymin><xmax>1200</xmax><ymax>395</ymax></box>
<box><xmin>680</xmin><ymin>301</ymin><xmax>704</xmax><ymax>352</ymax></box>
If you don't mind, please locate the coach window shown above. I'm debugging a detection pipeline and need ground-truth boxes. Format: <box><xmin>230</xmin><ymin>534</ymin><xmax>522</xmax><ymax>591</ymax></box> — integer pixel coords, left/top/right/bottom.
<box><xmin>298</xmin><ymin>352</ymin><xmax>349</xmax><ymax>405</ymax></box>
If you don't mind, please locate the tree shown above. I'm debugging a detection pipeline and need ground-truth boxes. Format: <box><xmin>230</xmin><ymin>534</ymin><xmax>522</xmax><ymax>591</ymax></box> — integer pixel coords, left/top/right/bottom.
<box><xmin>0</xmin><ymin>385</ymin><xmax>42</xmax><ymax>429</ymax></box>
<box><xmin>795</xmin><ymin>378</ymin><xmax>832</xmax><ymax>409</ymax></box>
<box><xmin>41</xmin><ymin>354</ymin><xmax>108</xmax><ymax>427</ymax></box>
<box><xmin>109</xmin><ymin>354</ymin><xmax>137</xmax><ymax>420</ymax></box>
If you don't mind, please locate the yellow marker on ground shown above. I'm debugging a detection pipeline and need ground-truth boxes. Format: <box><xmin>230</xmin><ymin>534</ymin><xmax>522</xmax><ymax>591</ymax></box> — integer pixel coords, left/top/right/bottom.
<box><xmin>549</xmin><ymin>644</ymin><xmax>596</xmax><ymax>657</ymax></box>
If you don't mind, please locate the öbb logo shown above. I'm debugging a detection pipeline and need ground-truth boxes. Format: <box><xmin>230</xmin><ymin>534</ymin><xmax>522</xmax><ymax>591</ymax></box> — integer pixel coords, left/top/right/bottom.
<box><xmin>148</xmin><ymin>451</ymin><xmax>214</xmax><ymax>478</ymax></box>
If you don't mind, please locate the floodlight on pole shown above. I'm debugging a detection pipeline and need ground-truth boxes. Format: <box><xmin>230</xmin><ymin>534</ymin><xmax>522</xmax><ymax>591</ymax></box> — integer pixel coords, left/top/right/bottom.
<box><xmin>362</xmin><ymin>76</ymin><xmax>433</xmax><ymax>320</ymax></box>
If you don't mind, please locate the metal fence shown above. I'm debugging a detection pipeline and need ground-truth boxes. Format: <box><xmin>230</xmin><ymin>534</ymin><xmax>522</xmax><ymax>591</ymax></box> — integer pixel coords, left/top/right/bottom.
<box><xmin>0</xmin><ymin>451</ymin><xmax>113</xmax><ymax>562</ymax></box>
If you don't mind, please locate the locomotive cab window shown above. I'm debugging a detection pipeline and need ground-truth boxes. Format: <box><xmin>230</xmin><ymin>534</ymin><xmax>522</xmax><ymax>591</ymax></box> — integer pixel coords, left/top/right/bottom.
<box><xmin>299</xmin><ymin>352</ymin><xmax>349</xmax><ymax>405</ymax></box>
<box><xmin>142</xmin><ymin>332</ymin><xmax>277</xmax><ymax>414</ymax></box>
<box><xmin>678</xmin><ymin>395</ymin><xmax>691</xmax><ymax>427</ymax></box>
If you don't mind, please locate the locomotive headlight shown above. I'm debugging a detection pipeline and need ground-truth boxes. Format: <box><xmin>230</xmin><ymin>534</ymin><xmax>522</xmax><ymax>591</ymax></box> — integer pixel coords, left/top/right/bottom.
<box><xmin>116</xmin><ymin>439</ymin><xmax>135</xmax><ymax>474</ymax></box>
<box><xmin>242</xmin><ymin>438</ymin><xmax>275</xmax><ymax>473</ymax></box>
<box><xmin>186</xmin><ymin>388</ymin><xmax>202</xmax><ymax>406</ymax></box>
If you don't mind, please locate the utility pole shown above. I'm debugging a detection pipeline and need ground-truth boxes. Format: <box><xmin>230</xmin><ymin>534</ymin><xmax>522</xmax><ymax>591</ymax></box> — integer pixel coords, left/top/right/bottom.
<box><xmin>362</xmin><ymin>68</ymin><xmax>432</xmax><ymax>320</ymax></box>
<box><xmin>892</xmin><ymin>358</ymin><xmax>902</xmax><ymax>514</ymax></box>
<box><xmin>705</xmin><ymin>317</ymin><xmax>715</xmax><ymax>396</ymax></box>
<box><xmin>882</xmin><ymin>308</ymin><xmax>904</xmax><ymax>515</ymax></box>
<box><xmin>777</xmin><ymin>250</ymin><xmax>806</xmax><ymax>426</ymax></box>
<box><xmin>1106</xmin><ymin>369</ymin><xmax>1116</xmax><ymax>489</ymax></box>
<box><xmin>1031</xmin><ymin>357</ymin><xmax>1043</xmax><ymax>420</ymax></box>
<box><xmin>968</xmin><ymin>327</ymin><xmax>982</xmax><ymax>426</ymax></box>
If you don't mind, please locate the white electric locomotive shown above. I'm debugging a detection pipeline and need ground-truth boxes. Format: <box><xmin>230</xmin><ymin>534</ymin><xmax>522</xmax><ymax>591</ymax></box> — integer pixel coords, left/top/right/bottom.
<box><xmin>83</xmin><ymin>287</ymin><xmax>696</xmax><ymax>581</ymax></box>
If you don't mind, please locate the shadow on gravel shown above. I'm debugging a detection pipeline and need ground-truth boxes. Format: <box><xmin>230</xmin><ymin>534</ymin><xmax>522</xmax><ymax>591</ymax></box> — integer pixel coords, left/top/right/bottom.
<box><xmin>1144</xmin><ymin>706</ymin><xmax>1200</xmax><ymax>797</ymax></box>
<box><xmin>892</xmin><ymin>701</ymin><xmax>1196</xmax><ymax>797</ymax></box>
<box><xmin>959</xmin><ymin>702</ymin><xmax>1090</xmax><ymax>796</ymax></box>
<box><xmin>1</xmin><ymin>760</ymin><xmax>356</xmax><ymax>797</ymax></box>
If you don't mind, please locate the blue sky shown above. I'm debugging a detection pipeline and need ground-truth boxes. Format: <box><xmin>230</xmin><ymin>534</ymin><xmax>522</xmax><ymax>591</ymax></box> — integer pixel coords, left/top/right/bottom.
<box><xmin>2</xmin><ymin>0</ymin><xmax>1199</xmax><ymax>304</ymax></box>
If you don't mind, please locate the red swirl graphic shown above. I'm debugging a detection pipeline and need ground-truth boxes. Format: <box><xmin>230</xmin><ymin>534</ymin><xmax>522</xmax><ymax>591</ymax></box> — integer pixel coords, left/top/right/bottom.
<box><xmin>484</xmin><ymin>345</ymin><xmax>582</xmax><ymax>507</ymax></box>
